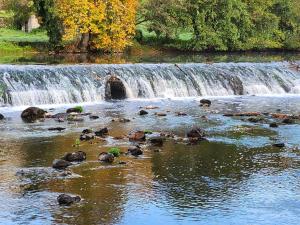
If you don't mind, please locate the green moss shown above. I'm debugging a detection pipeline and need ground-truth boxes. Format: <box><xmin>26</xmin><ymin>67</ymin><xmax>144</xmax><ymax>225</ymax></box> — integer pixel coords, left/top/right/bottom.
<box><xmin>108</xmin><ymin>147</ymin><xmax>121</xmax><ymax>157</ymax></box>
<box><xmin>74</xmin><ymin>106</ymin><xmax>84</xmax><ymax>113</ymax></box>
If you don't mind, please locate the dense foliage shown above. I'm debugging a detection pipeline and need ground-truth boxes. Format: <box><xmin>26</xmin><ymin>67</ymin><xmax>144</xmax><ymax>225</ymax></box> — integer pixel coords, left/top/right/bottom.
<box><xmin>4</xmin><ymin>0</ymin><xmax>300</xmax><ymax>52</ymax></box>
<box><xmin>139</xmin><ymin>0</ymin><xmax>300</xmax><ymax>51</ymax></box>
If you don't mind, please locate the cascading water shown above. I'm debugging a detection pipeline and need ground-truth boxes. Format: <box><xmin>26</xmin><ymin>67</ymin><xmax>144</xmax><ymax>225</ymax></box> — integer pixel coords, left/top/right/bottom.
<box><xmin>0</xmin><ymin>62</ymin><xmax>300</xmax><ymax>106</ymax></box>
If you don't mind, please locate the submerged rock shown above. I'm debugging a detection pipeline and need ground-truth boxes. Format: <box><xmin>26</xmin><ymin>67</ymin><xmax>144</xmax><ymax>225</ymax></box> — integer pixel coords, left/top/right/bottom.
<box><xmin>63</xmin><ymin>151</ymin><xmax>86</xmax><ymax>162</ymax></box>
<box><xmin>273</xmin><ymin>143</ymin><xmax>285</xmax><ymax>148</ymax></box>
<box><xmin>200</xmin><ymin>99</ymin><xmax>211</xmax><ymax>107</ymax></box>
<box><xmin>269</xmin><ymin>122</ymin><xmax>279</xmax><ymax>128</ymax></box>
<box><xmin>95</xmin><ymin>128</ymin><xmax>109</xmax><ymax>137</ymax></box>
<box><xmin>129</xmin><ymin>131</ymin><xmax>146</xmax><ymax>142</ymax></box>
<box><xmin>21</xmin><ymin>107</ymin><xmax>46</xmax><ymax>122</ymax></box>
<box><xmin>247</xmin><ymin>117</ymin><xmax>264</xmax><ymax>123</ymax></box>
<box><xmin>148</xmin><ymin>136</ymin><xmax>165</xmax><ymax>147</ymax></box>
<box><xmin>98</xmin><ymin>152</ymin><xmax>114</xmax><ymax>163</ymax></box>
<box><xmin>176</xmin><ymin>112</ymin><xmax>187</xmax><ymax>116</ymax></box>
<box><xmin>155</xmin><ymin>112</ymin><xmax>167</xmax><ymax>117</ymax></box>
<box><xmin>139</xmin><ymin>110</ymin><xmax>149</xmax><ymax>115</ymax></box>
<box><xmin>48</xmin><ymin>127</ymin><xmax>66</xmax><ymax>132</ymax></box>
<box><xmin>82</xmin><ymin>129</ymin><xmax>93</xmax><ymax>134</ymax></box>
<box><xmin>128</xmin><ymin>146</ymin><xmax>143</xmax><ymax>156</ymax></box>
<box><xmin>187</xmin><ymin>127</ymin><xmax>205</xmax><ymax>139</ymax></box>
<box><xmin>80</xmin><ymin>133</ymin><xmax>95</xmax><ymax>141</ymax></box>
<box><xmin>282</xmin><ymin>118</ymin><xmax>294</xmax><ymax>124</ymax></box>
<box><xmin>52</xmin><ymin>159</ymin><xmax>72</xmax><ymax>170</ymax></box>
<box><xmin>0</xmin><ymin>113</ymin><xmax>4</xmax><ymax>120</ymax></box>
<box><xmin>57</xmin><ymin>194</ymin><xmax>81</xmax><ymax>206</ymax></box>
<box><xmin>89</xmin><ymin>115</ymin><xmax>99</xmax><ymax>120</ymax></box>
<box><xmin>224</xmin><ymin>112</ymin><xmax>261</xmax><ymax>117</ymax></box>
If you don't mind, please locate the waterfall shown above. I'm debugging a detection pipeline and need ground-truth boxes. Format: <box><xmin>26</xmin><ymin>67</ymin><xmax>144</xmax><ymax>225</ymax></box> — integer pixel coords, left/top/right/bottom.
<box><xmin>0</xmin><ymin>62</ymin><xmax>300</xmax><ymax>106</ymax></box>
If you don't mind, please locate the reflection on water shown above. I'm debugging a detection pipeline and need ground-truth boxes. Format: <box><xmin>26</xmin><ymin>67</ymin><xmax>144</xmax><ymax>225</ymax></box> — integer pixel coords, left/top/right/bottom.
<box><xmin>1</xmin><ymin>51</ymin><xmax>300</xmax><ymax>65</ymax></box>
<box><xmin>0</xmin><ymin>97</ymin><xmax>300</xmax><ymax>224</ymax></box>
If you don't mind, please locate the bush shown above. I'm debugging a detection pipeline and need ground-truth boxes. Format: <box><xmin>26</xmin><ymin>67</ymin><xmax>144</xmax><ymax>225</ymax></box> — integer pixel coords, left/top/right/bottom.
<box><xmin>108</xmin><ymin>147</ymin><xmax>121</xmax><ymax>157</ymax></box>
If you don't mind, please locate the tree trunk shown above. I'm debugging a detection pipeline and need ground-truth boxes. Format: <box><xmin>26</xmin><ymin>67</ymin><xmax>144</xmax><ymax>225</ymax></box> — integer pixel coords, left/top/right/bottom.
<box><xmin>78</xmin><ymin>33</ymin><xmax>91</xmax><ymax>52</ymax></box>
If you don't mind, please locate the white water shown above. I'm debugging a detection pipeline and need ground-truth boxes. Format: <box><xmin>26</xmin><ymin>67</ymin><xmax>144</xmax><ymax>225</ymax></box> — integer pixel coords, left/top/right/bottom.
<box><xmin>0</xmin><ymin>62</ymin><xmax>300</xmax><ymax>106</ymax></box>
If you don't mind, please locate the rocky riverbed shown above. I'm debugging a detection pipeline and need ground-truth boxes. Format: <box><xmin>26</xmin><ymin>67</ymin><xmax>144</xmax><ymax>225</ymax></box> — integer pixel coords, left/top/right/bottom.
<box><xmin>0</xmin><ymin>96</ymin><xmax>299</xmax><ymax>225</ymax></box>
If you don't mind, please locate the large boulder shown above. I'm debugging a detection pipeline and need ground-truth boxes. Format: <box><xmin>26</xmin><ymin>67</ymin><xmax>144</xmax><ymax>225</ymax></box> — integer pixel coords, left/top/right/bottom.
<box><xmin>98</xmin><ymin>152</ymin><xmax>114</xmax><ymax>163</ymax></box>
<box><xmin>21</xmin><ymin>107</ymin><xmax>46</xmax><ymax>122</ymax></box>
<box><xmin>52</xmin><ymin>159</ymin><xmax>72</xmax><ymax>170</ymax></box>
<box><xmin>80</xmin><ymin>133</ymin><xmax>95</xmax><ymax>141</ymax></box>
<box><xmin>62</xmin><ymin>151</ymin><xmax>86</xmax><ymax>162</ymax></box>
<box><xmin>57</xmin><ymin>194</ymin><xmax>81</xmax><ymax>206</ymax></box>
<box><xmin>129</xmin><ymin>131</ymin><xmax>146</xmax><ymax>142</ymax></box>
<box><xmin>0</xmin><ymin>113</ymin><xmax>4</xmax><ymax>120</ymax></box>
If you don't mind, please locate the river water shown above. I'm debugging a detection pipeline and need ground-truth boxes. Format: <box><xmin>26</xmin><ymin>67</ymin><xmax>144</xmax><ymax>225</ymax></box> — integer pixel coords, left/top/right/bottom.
<box><xmin>0</xmin><ymin>56</ymin><xmax>300</xmax><ymax>225</ymax></box>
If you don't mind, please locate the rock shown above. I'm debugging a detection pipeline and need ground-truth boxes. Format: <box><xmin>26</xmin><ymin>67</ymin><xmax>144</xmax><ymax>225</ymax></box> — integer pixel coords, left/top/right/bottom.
<box><xmin>63</xmin><ymin>151</ymin><xmax>86</xmax><ymax>162</ymax></box>
<box><xmin>119</xmin><ymin>118</ymin><xmax>131</xmax><ymax>123</ymax></box>
<box><xmin>224</xmin><ymin>112</ymin><xmax>261</xmax><ymax>117</ymax></box>
<box><xmin>56</xmin><ymin>118</ymin><xmax>65</xmax><ymax>123</ymax></box>
<box><xmin>187</xmin><ymin>127</ymin><xmax>205</xmax><ymax>139</ymax></box>
<box><xmin>155</xmin><ymin>112</ymin><xmax>167</xmax><ymax>117</ymax></box>
<box><xmin>67</xmin><ymin>116</ymin><xmax>84</xmax><ymax>122</ymax></box>
<box><xmin>271</xmin><ymin>113</ymin><xmax>290</xmax><ymax>119</ymax></box>
<box><xmin>98</xmin><ymin>152</ymin><xmax>114</xmax><ymax>163</ymax></box>
<box><xmin>269</xmin><ymin>122</ymin><xmax>279</xmax><ymax>128</ymax></box>
<box><xmin>52</xmin><ymin>159</ymin><xmax>72</xmax><ymax>170</ymax></box>
<box><xmin>82</xmin><ymin>129</ymin><xmax>93</xmax><ymax>134</ymax></box>
<box><xmin>176</xmin><ymin>112</ymin><xmax>187</xmax><ymax>116</ymax></box>
<box><xmin>282</xmin><ymin>118</ymin><xmax>294</xmax><ymax>124</ymax></box>
<box><xmin>95</xmin><ymin>128</ymin><xmax>109</xmax><ymax>137</ymax></box>
<box><xmin>112</xmin><ymin>118</ymin><xmax>131</xmax><ymax>123</ymax></box>
<box><xmin>139</xmin><ymin>110</ymin><xmax>149</xmax><ymax>116</ymax></box>
<box><xmin>89</xmin><ymin>115</ymin><xmax>99</xmax><ymax>120</ymax></box>
<box><xmin>200</xmin><ymin>99</ymin><xmax>212</xmax><ymax>107</ymax></box>
<box><xmin>145</xmin><ymin>105</ymin><xmax>159</xmax><ymax>110</ymax></box>
<box><xmin>80</xmin><ymin>133</ymin><xmax>95</xmax><ymax>141</ymax></box>
<box><xmin>247</xmin><ymin>117</ymin><xmax>264</xmax><ymax>123</ymax></box>
<box><xmin>129</xmin><ymin>131</ymin><xmax>146</xmax><ymax>142</ymax></box>
<box><xmin>118</xmin><ymin>161</ymin><xmax>127</xmax><ymax>165</ymax></box>
<box><xmin>48</xmin><ymin>127</ymin><xmax>66</xmax><ymax>132</ymax></box>
<box><xmin>66</xmin><ymin>108</ymin><xmax>82</xmax><ymax>114</ymax></box>
<box><xmin>0</xmin><ymin>113</ymin><xmax>4</xmax><ymax>120</ymax></box>
<box><xmin>273</xmin><ymin>143</ymin><xmax>285</xmax><ymax>148</ymax></box>
<box><xmin>128</xmin><ymin>146</ymin><xmax>143</xmax><ymax>156</ymax></box>
<box><xmin>57</xmin><ymin>194</ymin><xmax>81</xmax><ymax>206</ymax></box>
<box><xmin>148</xmin><ymin>136</ymin><xmax>165</xmax><ymax>147</ymax></box>
<box><xmin>21</xmin><ymin>107</ymin><xmax>46</xmax><ymax>122</ymax></box>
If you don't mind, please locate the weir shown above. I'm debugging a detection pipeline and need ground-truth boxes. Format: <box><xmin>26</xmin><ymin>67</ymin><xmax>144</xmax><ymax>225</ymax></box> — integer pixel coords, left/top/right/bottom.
<box><xmin>0</xmin><ymin>62</ymin><xmax>300</xmax><ymax>106</ymax></box>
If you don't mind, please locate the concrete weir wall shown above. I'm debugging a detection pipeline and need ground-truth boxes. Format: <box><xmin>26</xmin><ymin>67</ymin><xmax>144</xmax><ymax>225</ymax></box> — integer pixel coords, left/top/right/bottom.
<box><xmin>22</xmin><ymin>15</ymin><xmax>40</xmax><ymax>33</ymax></box>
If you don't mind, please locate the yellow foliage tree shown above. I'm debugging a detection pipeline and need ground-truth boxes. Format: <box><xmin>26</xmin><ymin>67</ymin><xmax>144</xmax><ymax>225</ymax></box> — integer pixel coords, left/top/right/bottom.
<box><xmin>55</xmin><ymin>0</ymin><xmax>137</xmax><ymax>52</ymax></box>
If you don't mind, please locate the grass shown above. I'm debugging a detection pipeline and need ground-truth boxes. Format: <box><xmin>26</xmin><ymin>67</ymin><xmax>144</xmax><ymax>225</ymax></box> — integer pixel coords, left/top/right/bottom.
<box><xmin>0</xmin><ymin>10</ymin><xmax>13</xmax><ymax>18</ymax></box>
<box><xmin>0</xmin><ymin>28</ymin><xmax>49</xmax><ymax>43</ymax></box>
<box><xmin>0</xmin><ymin>41</ymin><xmax>33</xmax><ymax>52</ymax></box>
<box><xmin>137</xmin><ymin>23</ymin><xmax>193</xmax><ymax>42</ymax></box>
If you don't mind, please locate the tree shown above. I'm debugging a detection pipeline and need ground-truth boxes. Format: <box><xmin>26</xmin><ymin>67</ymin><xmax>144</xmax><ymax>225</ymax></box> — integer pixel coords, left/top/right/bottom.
<box><xmin>4</xmin><ymin>0</ymin><xmax>35</xmax><ymax>29</ymax></box>
<box><xmin>55</xmin><ymin>0</ymin><xmax>138</xmax><ymax>52</ymax></box>
<box><xmin>34</xmin><ymin>0</ymin><xmax>63</xmax><ymax>48</ymax></box>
